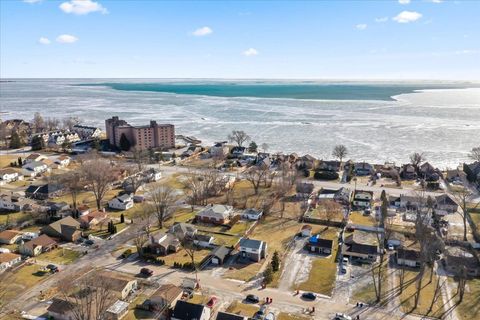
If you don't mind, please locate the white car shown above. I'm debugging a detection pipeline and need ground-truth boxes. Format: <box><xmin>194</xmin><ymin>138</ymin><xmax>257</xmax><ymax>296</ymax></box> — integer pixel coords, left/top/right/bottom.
<box><xmin>342</xmin><ymin>257</ymin><xmax>349</xmax><ymax>264</ymax></box>
<box><xmin>334</xmin><ymin>313</ymin><xmax>352</xmax><ymax>320</ymax></box>
<box><xmin>388</xmin><ymin>244</ymin><xmax>395</xmax><ymax>251</ymax></box>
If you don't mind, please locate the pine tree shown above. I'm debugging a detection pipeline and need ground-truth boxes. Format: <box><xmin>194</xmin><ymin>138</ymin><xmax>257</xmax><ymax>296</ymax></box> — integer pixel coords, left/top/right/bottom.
<box><xmin>18</xmin><ymin>157</ymin><xmax>23</xmax><ymax>167</ymax></box>
<box><xmin>248</xmin><ymin>141</ymin><xmax>258</xmax><ymax>153</ymax></box>
<box><xmin>119</xmin><ymin>133</ymin><xmax>131</xmax><ymax>151</ymax></box>
<box><xmin>120</xmin><ymin>213</ymin><xmax>125</xmax><ymax>224</ymax></box>
<box><xmin>264</xmin><ymin>264</ymin><xmax>273</xmax><ymax>284</ymax></box>
<box><xmin>9</xmin><ymin>130</ymin><xmax>22</xmax><ymax>149</ymax></box>
<box><xmin>271</xmin><ymin>251</ymin><xmax>280</xmax><ymax>272</ymax></box>
<box><xmin>31</xmin><ymin>135</ymin><xmax>44</xmax><ymax>151</ymax></box>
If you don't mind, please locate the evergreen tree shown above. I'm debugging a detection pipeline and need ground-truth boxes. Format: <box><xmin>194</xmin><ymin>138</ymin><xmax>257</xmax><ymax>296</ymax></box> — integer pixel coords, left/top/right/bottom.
<box><xmin>120</xmin><ymin>213</ymin><xmax>125</xmax><ymax>224</ymax></box>
<box><xmin>119</xmin><ymin>133</ymin><xmax>131</xmax><ymax>151</ymax></box>
<box><xmin>9</xmin><ymin>130</ymin><xmax>22</xmax><ymax>149</ymax></box>
<box><xmin>248</xmin><ymin>141</ymin><xmax>258</xmax><ymax>153</ymax></box>
<box><xmin>114</xmin><ymin>225</ymin><xmax>118</xmax><ymax>234</ymax></box>
<box><xmin>271</xmin><ymin>251</ymin><xmax>280</xmax><ymax>272</ymax></box>
<box><xmin>18</xmin><ymin>157</ymin><xmax>23</xmax><ymax>167</ymax></box>
<box><xmin>263</xmin><ymin>264</ymin><xmax>273</xmax><ymax>284</ymax></box>
<box><xmin>31</xmin><ymin>135</ymin><xmax>45</xmax><ymax>151</ymax></box>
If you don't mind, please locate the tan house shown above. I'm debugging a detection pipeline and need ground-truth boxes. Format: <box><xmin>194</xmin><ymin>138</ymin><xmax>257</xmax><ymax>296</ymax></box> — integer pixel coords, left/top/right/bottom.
<box><xmin>41</xmin><ymin>216</ymin><xmax>81</xmax><ymax>242</ymax></box>
<box><xmin>96</xmin><ymin>271</ymin><xmax>138</xmax><ymax>300</ymax></box>
<box><xmin>196</xmin><ymin>204</ymin><xmax>233</xmax><ymax>225</ymax></box>
<box><xmin>143</xmin><ymin>284</ymin><xmax>183</xmax><ymax>312</ymax></box>
<box><xmin>46</xmin><ymin>298</ymin><xmax>75</xmax><ymax>320</ymax></box>
<box><xmin>19</xmin><ymin>234</ymin><xmax>58</xmax><ymax>257</ymax></box>
<box><xmin>0</xmin><ymin>252</ymin><xmax>22</xmax><ymax>271</ymax></box>
<box><xmin>0</xmin><ymin>230</ymin><xmax>22</xmax><ymax>244</ymax></box>
<box><xmin>79</xmin><ymin>210</ymin><xmax>109</xmax><ymax>229</ymax></box>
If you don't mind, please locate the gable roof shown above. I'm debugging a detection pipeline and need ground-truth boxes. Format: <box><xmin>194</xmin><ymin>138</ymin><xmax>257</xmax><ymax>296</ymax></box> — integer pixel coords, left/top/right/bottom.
<box><xmin>150</xmin><ymin>284</ymin><xmax>183</xmax><ymax>305</ymax></box>
<box><xmin>397</xmin><ymin>248</ymin><xmax>421</xmax><ymax>261</ymax></box>
<box><xmin>172</xmin><ymin>300</ymin><xmax>206</xmax><ymax>320</ymax></box>
<box><xmin>239</xmin><ymin>238</ymin><xmax>264</xmax><ymax>250</ymax></box>
<box><xmin>209</xmin><ymin>246</ymin><xmax>231</xmax><ymax>260</ymax></box>
<box><xmin>0</xmin><ymin>252</ymin><xmax>21</xmax><ymax>263</ymax></box>
<box><xmin>47</xmin><ymin>298</ymin><xmax>73</xmax><ymax>314</ymax></box>
<box><xmin>216</xmin><ymin>312</ymin><xmax>247</xmax><ymax>320</ymax></box>
<box><xmin>23</xmin><ymin>234</ymin><xmax>57</xmax><ymax>251</ymax></box>
<box><xmin>0</xmin><ymin>230</ymin><xmax>22</xmax><ymax>241</ymax></box>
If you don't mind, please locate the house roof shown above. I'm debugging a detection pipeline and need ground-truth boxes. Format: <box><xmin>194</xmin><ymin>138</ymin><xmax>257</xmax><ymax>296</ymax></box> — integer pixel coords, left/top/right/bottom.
<box><xmin>79</xmin><ymin>210</ymin><xmax>108</xmax><ymax>224</ymax></box>
<box><xmin>301</xmin><ymin>225</ymin><xmax>312</xmax><ymax>230</ymax></box>
<box><xmin>239</xmin><ymin>238</ymin><xmax>264</xmax><ymax>250</ymax></box>
<box><xmin>26</xmin><ymin>153</ymin><xmax>42</xmax><ymax>160</ymax></box>
<box><xmin>0</xmin><ymin>252</ymin><xmax>21</xmax><ymax>263</ymax></box>
<box><xmin>197</xmin><ymin>204</ymin><xmax>232</xmax><ymax>219</ymax></box>
<box><xmin>150</xmin><ymin>284</ymin><xmax>183</xmax><ymax>305</ymax></box>
<box><xmin>397</xmin><ymin>248</ymin><xmax>421</xmax><ymax>261</ymax></box>
<box><xmin>0</xmin><ymin>230</ymin><xmax>22</xmax><ymax>241</ymax></box>
<box><xmin>0</xmin><ymin>168</ymin><xmax>18</xmax><ymax>175</ymax></box>
<box><xmin>216</xmin><ymin>312</ymin><xmax>247</xmax><ymax>320</ymax></box>
<box><xmin>46</xmin><ymin>216</ymin><xmax>81</xmax><ymax>235</ymax></box>
<box><xmin>106</xmin><ymin>300</ymin><xmax>129</xmax><ymax>315</ymax></box>
<box><xmin>308</xmin><ymin>236</ymin><xmax>333</xmax><ymax>248</ymax></box>
<box><xmin>169</xmin><ymin>222</ymin><xmax>197</xmax><ymax>238</ymax></box>
<box><xmin>47</xmin><ymin>298</ymin><xmax>73</xmax><ymax>314</ymax></box>
<box><xmin>435</xmin><ymin>194</ymin><xmax>457</xmax><ymax>206</ymax></box>
<box><xmin>24</xmin><ymin>234</ymin><xmax>57</xmax><ymax>251</ymax></box>
<box><xmin>210</xmin><ymin>246</ymin><xmax>231</xmax><ymax>260</ymax></box>
<box><xmin>24</xmin><ymin>161</ymin><xmax>46</xmax><ymax>169</ymax></box>
<box><xmin>97</xmin><ymin>272</ymin><xmax>136</xmax><ymax>292</ymax></box>
<box><xmin>172</xmin><ymin>300</ymin><xmax>206</xmax><ymax>320</ymax></box>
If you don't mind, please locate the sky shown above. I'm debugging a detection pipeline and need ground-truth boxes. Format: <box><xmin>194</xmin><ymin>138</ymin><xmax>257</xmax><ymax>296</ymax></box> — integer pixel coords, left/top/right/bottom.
<box><xmin>1</xmin><ymin>0</ymin><xmax>479</xmax><ymax>79</ymax></box>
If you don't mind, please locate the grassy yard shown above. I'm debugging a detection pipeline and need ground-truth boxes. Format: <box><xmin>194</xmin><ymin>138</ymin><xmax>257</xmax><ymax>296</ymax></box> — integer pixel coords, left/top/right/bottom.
<box><xmin>0</xmin><ymin>155</ymin><xmax>19</xmax><ymax>168</ymax></box>
<box><xmin>278</xmin><ymin>313</ymin><xmax>312</xmax><ymax>320</ymax></box>
<box><xmin>398</xmin><ymin>269</ymin><xmax>445</xmax><ymax>318</ymax></box>
<box><xmin>0</xmin><ymin>211</ymin><xmax>33</xmax><ymax>225</ymax></box>
<box><xmin>37</xmin><ymin>248</ymin><xmax>82</xmax><ymax>265</ymax></box>
<box><xmin>53</xmin><ymin>188</ymin><xmax>123</xmax><ymax>211</ymax></box>
<box><xmin>455</xmin><ymin>278</ymin><xmax>480</xmax><ymax>319</ymax></box>
<box><xmin>224</xmin><ymin>260</ymin><xmax>264</xmax><ymax>282</ymax></box>
<box><xmin>225</xmin><ymin>301</ymin><xmax>259</xmax><ymax>317</ymax></box>
<box><xmin>123</xmin><ymin>294</ymin><xmax>152</xmax><ymax>320</ymax></box>
<box><xmin>188</xmin><ymin>294</ymin><xmax>209</xmax><ymax>305</ymax></box>
<box><xmin>349</xmin><ymin>211</ymin><xmax>377</xmax><ymax>227</ymax></box>
<box><xmin>2</xmin><ymin>264</ymin><xmax>50</xmax><ymax>304</ymax></box>
<box><xmin>160</xmin><ymin>248</ymin><xmax>210</xmax><ymax>267</ymax></box>
<box><xmin>85</xmin><ymin>222</ymin><xmax>128</xmax><ymax>238</ymax></box>
<box><xmin>470</xmin><ymin>212</ymin><xmax>480</xmax><ymax>230</ymax></box>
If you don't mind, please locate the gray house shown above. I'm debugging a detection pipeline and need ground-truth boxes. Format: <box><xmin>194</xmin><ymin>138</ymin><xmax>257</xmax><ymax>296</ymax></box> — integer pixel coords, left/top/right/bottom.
<box><xmin>238</xmin><ymin>238</ymin><xmax>267</xmax><ymax>262</ymax></box>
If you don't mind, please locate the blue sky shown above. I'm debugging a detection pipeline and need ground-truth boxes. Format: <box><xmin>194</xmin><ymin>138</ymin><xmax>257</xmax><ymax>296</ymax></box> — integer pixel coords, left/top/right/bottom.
<box><xmin>1</xmin><ymin>0</ymin><xmax>479</xmax><ymax>79</ymax></box>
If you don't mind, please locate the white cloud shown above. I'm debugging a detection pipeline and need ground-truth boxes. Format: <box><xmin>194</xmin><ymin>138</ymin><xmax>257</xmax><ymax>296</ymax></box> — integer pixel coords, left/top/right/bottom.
<box><xmin>38</xmin><ymin>37</ymin><xmax>51</xmax><ymax>45</ymax></box>
<box><xmin>23</xmin><ymin>0</ymin><xmax>43</xmax><ymax>3</ymax></box>
<box><xmin>56</xmin><ymin>34</ymin><xmax>79</xmax><ymax>44</ymax></box>
<box><xmin>356</xmin><ymin>24</ymin><xmax>367</xmax><ymax>30</ymax></box>
<box><xmin>192</xmin><ymin>26</ymin><xmax>213</xmax><ymax>36</ymax></box>
<box><xmin>59</xmin><ymin>0</ymin><xmax>107</xmax><ymax>15</ymax></box>
<box><xmin>375</xmin><ymin>17</ymin><xmax>389</xmax><ymax>23</ymax></box>
<box><xmin>243</xmin><ymin>48</ymin><xmax>259</xmax><ymax>56</ymax></box>
<box><xmin>393</xmin><ymin>11</ymin><xmax>422</xmax><ymax>23</ymax></box>
<box><xmin>398</xmin><ymin>0</ymin><xmax>411</xmax><ymax>4</ymax></box>
<box><xmin>430</xmin><ymin>0</ymin><xmax>443</xmax><ymax>3</ymax></box>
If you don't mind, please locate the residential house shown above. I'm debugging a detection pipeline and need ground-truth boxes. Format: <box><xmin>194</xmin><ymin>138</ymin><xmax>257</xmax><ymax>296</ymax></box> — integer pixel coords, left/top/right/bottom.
<box><xmin>305</xmin><ymin>235</ymin><xmax>333</xmax><ymax>255</ymax></box>
<box><xmin>72</xmin><ymin>124</ymin><xmax>103</xmax><ymax>139</ymax></box>
<box><xmin>24</xmin><ymin>153</ymin><xmax>46</xmax><ymax>163</ymax></box>
<box><xmin>463</xmin><ymin>162</ymin><xmax>480</xmax><ymax>184</ymax></box>
<box><xmin>25</xmin><ymin>183</ymin><xmax>63</xmax><ymax>200</ymax></box>
<box><xmin>301</xmin><ymin>225</ymin><xmax>312</xmax><ymax>237</ymax></box>
<box><xmin>41</xmin><ymin>216</ymin><xmax>82</xmax><ymax>242</ymax></box>
<box><xmin>241</xmin><ymin>208</ymin><xmax>263</xmax><ymax>221</ymax></box>
<box><xmin>296</xmin><ymin>182</ymin><xmax>314</xmax><ymax>198</ymax></box>
<box><xmin>0</xmin><ymin>193</ymin><xmax>36</xmax><ymax>211</ymax></box>
<box><xmin>317</xmin><ymin>160</ymin><xmax>341</xmax><ymax>172</ymax></box>
<box><xmin>54</xmin><ymin>155</ymin><xmax>71</xmax><ymax>168</ymax></box>
<box><xmin>193</xmin><ymin>234</ymin><xmax>214</xmax><ymax>248</ymax></box>
<box><xmin>0</xmin><ymin>168</ymin><xmax>20</xmax><ymax>183</ymax></box>
<box><xmin>342</xmin><ymin>230</ymin><xmax>379</xmax><ymax>263</ymax></box>
<box><xmin>22</xmin><ymin>160</ymin><xmax>49</xmax><ymax>176</ymax></box>
<box><xmin>208</xmin><ymin>246</ymin><xmax>231</xmax><ymax>265</ymax></box>
<box><xmin>77</xmin><ymin>204</ymin><xmax>91</xmax><ymax>216</ymax></box>
<box><xmin>238</xmin><ymin>238</ymin><xmax>267</xmax><ymax>262</ymax></box>
<box><xmin>443</xmin><ymin>247</ymin><xmax>480</xmax><ymax>277</ymax></box>
<box><xmin>196</xmin><ymin>204</ymin><xmax>233</xmax><ymax>225</ymax></box>
<box><xmin>79</xmin><ymin>210</ymin><xmax>109</xmax><ymax>229</ymax></box>
<box><xmin>445</xmin><ymin>168</ymin><xmax>466</xmax><ymax>183</ymax></box>
<box><xmin>435</xmin><ymin>194</ymin><xmax>458</xmax><ymax>214</ymax></box>
<box><xmin>172</xmin><ymin>301</ymin><xmax>211</xmax><ymax>320</ymax></box>
<box><xmin>0</xmin><ymin>252</ymin><xmax>22</xmax><ymax>271</ymax></box>
<box><xmin>0</xmin><ymin>230</ymin><xmax>22</xmax><ymax>244</ymax></box>
<box><xmin>108</xmin><ymin>194</ymin><xmax>134</xmax><ymax>210</ymax></box>
<box><xmin>230</xmin><ymin>146</ymin><xmax>246</xmax><ymax>157</ymax></box>
<box><xmin>296</xmin><ymin>154</ymin><xmax>317</xmax><ymax>170</ymax></box>
<box><xmin>317</xmin><ymin>187</ymin><xmax>351</xmax><ymax>206</ymax></box>
<box><xmin>19</xmin><ymin>234</ymin><xmax>57</xmax><ymax>256</ymax></box>
<box><xmin>47</xmin><ymin>202</ymin><xmax>70</xmax><ymax>217</ymax></box>
<box><xmin>168</xmin><ymin>223</ymin><xmax>197</xmax><ymax>240</ymax></box>
<box><xmin>47</xmin><ymin>298</ymin><xmax>76</xmax><ymax>320</ymax></box>
<box><xmin>352</xmin><ymin>190</ymin><xmax>374</xmax><ymax>208</ymax></box>
<box><xmin>105</xmin><ymin>300</ymin><xmax>129</xmax><ymax>320</ymax></box>
<box><xmin>399</xmin><ymin>194</ymin><xmax>426</xmax><ymax>210</ymax></box>
<box><xmin>216</xmin><ymin>312</ymin><xmax>248</xmax><ymax>320</ymax></box>
<box><xmin>419</xmin><ymin>162</ymin><xmax>436</xmax><ymax>179</ymax></box>
<box><xmin>96</xmin><ymin>271</ymin><xmax>138</xmax><ymax>300</ymax></box>
<box><xmin>143</xmin><ymin>168</ymin><xmax>162</xmax><ymax>182</ymax></box>
<box><xmin>143</xmin><ymin>284</ymin><xmax>183</xmax><ymax>312</ymax></box>
<box><xmin>149</xmin><ymin>232</ymin><xmax>181</xmax><ymax>256</ymax></box>
<box><xmin>396</xmin><ymin>247</ymin><xmax>421</xmax><ymax>268</ymax></box>
<box><xmin>400</xmin><ymin>164</ymin><xmax>417</xmax><ymax>180</ymax></box>
<box><xmin>354</xmin><ymin>162</ymin><xmax>374</xmax><ymax>176</ymax></box>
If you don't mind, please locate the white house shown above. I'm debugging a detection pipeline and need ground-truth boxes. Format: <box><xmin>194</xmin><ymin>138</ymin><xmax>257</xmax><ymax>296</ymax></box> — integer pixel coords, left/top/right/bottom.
<box><xmin>196</xmin><ymin>204</ymin><xmax>233</xmax><ymax>225</ymax></box>
<box><xmin>108</xmin><ymin>194</ymin><xmax>134</xmax><ymax>210</ymax></box>
<box><xmin>24</xmin><ymin>153</ymin><xmax>46</xmax><ymax>163</ymax></box>
<box><xmin>238</xmin><ymin>238</ymin><xmax>268</xmax><ymax>262</ymax></box>
<box><xmin>396</xmin><ymin>248</ymin><xmax>421</xmax><ymax>268</ymax></box>
<box><xmin>72</xmin><ymin>124</ymin><xmax>102</xmax><ymax>139</ymax></box>
<box><xmin>0</xmin><ymin>193</ymin><xmax>35</xmax><ymax>211</ymax></box>
<box><xmin>352</xmin><ymin>190</ymin><xmax>374</xmax><ymax>208</ymax></box>
<box><xmin>0</xmin><ymin>252</ymin><xmax>22</xmax><ymax>272</ymax></box>
<box><xmin>0</xmin><ymin>168</ymin><xmax>20</xmax><ymax>183</ymax></box>
<box><xmin>241</xmin><ymin>208</ymin><xmax>263</xmax><ymax>221</ymax></box>
<box><xmin>22</xmin><ymin>161</ymin><xmax>49</xmax><ymax>175</ymax></box>
<box><xmin>54</xmin><ymin>155</ymin><xmax>71</xmax><ymax>168</ymax></box>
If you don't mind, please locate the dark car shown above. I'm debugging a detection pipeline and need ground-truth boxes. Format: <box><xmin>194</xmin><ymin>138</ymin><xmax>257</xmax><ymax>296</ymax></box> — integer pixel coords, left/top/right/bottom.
<box><xmin>301</xmin><ymin>292</ymin><xmax>316</xmax><ymax>300</ymax></box>
<box><xmin>84</xmin><ymin>239</ymin><xmax>94</xmax><ymax>246</ymax></box>
<box><xmin>140</xmin><ymin>268</ymin><xmax>153</xmax><ymax>277</ymax></box>
<box><xmin>46</xmin><ymin>264</ymin><xmax>59</xmax><ymax>273</ymax></box>
<box><xmin>246</xmin><ymin>294</ymin><xmax>260</xmax><ymax>304</ymax></box>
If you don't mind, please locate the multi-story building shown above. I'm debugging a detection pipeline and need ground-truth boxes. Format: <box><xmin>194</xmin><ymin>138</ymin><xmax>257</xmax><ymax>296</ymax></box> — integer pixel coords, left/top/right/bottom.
<box><xmin>105</xmin><ymin>116</ymin><xmax>175</xmax><ymax>151</ymax></box>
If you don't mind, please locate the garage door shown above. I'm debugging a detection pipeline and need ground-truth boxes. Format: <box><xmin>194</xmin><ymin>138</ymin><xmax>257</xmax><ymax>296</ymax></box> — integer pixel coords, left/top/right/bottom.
<box><xmin>212</xmin><ymin>258</ymin><xmax>219</xmax><ymax>265</ymax></box>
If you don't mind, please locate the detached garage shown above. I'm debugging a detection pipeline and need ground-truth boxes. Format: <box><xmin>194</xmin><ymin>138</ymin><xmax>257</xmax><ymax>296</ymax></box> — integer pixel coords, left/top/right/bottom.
<box><xmin>209</xmin><ymin>246</ymin><xmax>231</xmax><ymax>265</ymax></box>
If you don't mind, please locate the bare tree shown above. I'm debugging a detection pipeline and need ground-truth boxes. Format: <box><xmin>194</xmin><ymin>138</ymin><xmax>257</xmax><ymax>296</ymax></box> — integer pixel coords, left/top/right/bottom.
<box><xmin>123</xmin><ymin>165</ymin><xmax>144</xmax><ymax>195</ymax></box>
<box><xmin>228</xmin><ymin>130</ymin><xmax>250</xmax><ymax>147</ymax></box>
<box><xmin>0</xmin><ymin>123</ymin><xmax>10</xmax><ymax>147</ymax></box>
<box><xmin>133</xmin><ymin>232</ymin><xmax>148</xmax><ymax>258</ymax></box>
<box><xmin>450</xmin><ymin>187</ymin><xmax>479</xmax><ymax>241</ymax></box>
<box><xmin>180</xmin><ymin>234</ymin><xmax>200</xmax><ymax>287</ymax></box>
<box><xmin>62</xmin><ymin>116</ymin><xmax>80</xmax><ymax>131</ymax></box>
<box><xmin>45</xmin><ymin>117</ymin><xmax>60</xmax><ymax>131</ymax></box>
<box><xmin>457</xmin><ymin>265</ymin><xmax>468</xmax><ymax>302</ymax></box>
<box><xmin>149</xmin><ymin>185</ymin><xmax>178</xmax><ymax>228</ymax></box>
<box><xmin>468</xmin><ymin>146</ymin><xmax>480</xmax><ymax>162</ymax></box>
<box><xmin>332</xmin><ymin>145</ymin><xmax>348</xmax><ymax>164</ymax></box>
<box><xmin>261</xmin><ymin>143</ymin><xmax>269</xmax><ymax>153</ymax></box>
<box><xmin>410</xmin><ymin>152</ymin><xmax>425</xmax><ymax>171</ymax></box>
<box><xmin>322</xmin><ymin>200</ymin><xmax>343</xmax><ymax>227</ymax></box>
<box><xmin>182</xmin><ymin>170</ymin><xmax>225</xmax><ymax>209</ymax></box>
<box><xmin>132</xmin><ymin>149</ymin><xmax>147</xmax><ymax>171</ymax></box>
<box><xmin>57</xmin><ymin>272</ymin><xmax>116</xmax><ymax>320</ymax></box>
<box><xmin>57</xmin><ymin>170</ymin><xmax>86</xmax><ymax>214</ymax></box>
<box><xmin>80</xmin><ymin>157</ymin><xmax>115</xmax><ymax>209</ymax></box>
<box><xmin>244</xmin><ymin>166</ymin><xmax>269</xmax><ymax>195</ymax></box>
<box><xmin>32</xmin><ymin>112</ymin><xmax>45</xmax><ymax>133</ymax></box>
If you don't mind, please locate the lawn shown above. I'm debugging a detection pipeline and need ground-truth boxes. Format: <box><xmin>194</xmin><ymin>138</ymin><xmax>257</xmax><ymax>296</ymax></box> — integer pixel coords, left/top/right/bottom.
<box><xmin>209</xmin><ymin>232</ymin><xmax>240</xmax><ymax>247</ymax></box>
<box><xmin>2</xmin><ymin>264</ymin><xmax>50</xmax><ymax>304</ymax></box>
<box><xmin>225</xmin><ymin>301</ymin><xmax>259</xmax><ymax>317</ymax></box>
<box><xmin>470</xmin><ymin>213</ymin><xmax>480</xmax><ymax>230</ymax></box>
<box><xmin>37</xmin><ymin>248</ymin><xmax>82</xmax><ymax>265</ymax></box>
<box><xmin>123</xmin><ymin>294</ymin><xmax>153</xmax><ymax>320</ymax></box>
<box><xmin>0</xmin><ymin>155</ymin><xmax>19</xmax><ymax>168</ymax></box>
<box><xmin>398</xmin><ymin>269</ymin><xmax>445</xmax><ymax>318</ymax></box>
<box><xmin>188</xmin><ymin>294</ymin><xmax>209</xmax><ymax>305</ymax></box>
<box><xmin>160</xmin><ymin>248</ymin><xmax>210</xmax><ymax>267</ymax></box>
<box><xmin>295</xmin><ymin>228</ymin><xmax>339</xmax><ymax>296</ymax></box>
<box><xmin>0</xmin><ymin>211</ymin><xmax>33</xmax><ymax>225</ymax></box>
<box><xmin>349</xmin><ymin>211</ymin><xmax>377</xmax><ymax>227</ymax></box>
<box><xmin>224</xmin><ymin>261</ymin><xmax>264</xmax><ymax>282</ymax></box>
<box><xmin>455</xmin><ymin>278</ymin><xmax>480</xmax><ymax>319</ymax></box>
<box><xmin>53</xmin><ymin>188</ymin><xmax>123</xmax><ymax>211</ymax></box>
<box><xmin>278</xmin><ymin>313</ymin><xmax>312</xmax><ymax>320</ymax></box>
<box><xmin>85</xmin><ymin>222</ymin><xmax>128</xmax><ymax>239</ymax></box>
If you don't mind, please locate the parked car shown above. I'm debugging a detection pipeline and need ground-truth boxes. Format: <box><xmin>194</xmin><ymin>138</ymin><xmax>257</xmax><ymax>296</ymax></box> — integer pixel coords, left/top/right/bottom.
<box><xmin>246</xmin><ymin>294</ymin><xmax>260</xmax><ymax>304</ymax></box>
<box><xmin>341</xmin><ymin>266</ymin><xmax>347</xmax><ymax>274</ymax></box>
<box><xmin>265</xmin><ymin>312</ymin><xmax>275</xmax><ymax>320</ymax></box>
<box><xmin>46</xmin><ymin>264</ymin><xmax>59</xmax><ymax>273</ymax></box>
<box><xmin>342</xmin><ymin>257</ymin><xmax>349</xmax><ymax>264</ymax></box>
<box><xmin>388</xmin><ymin>244</ymin><xmax>395</xmax><ymax>251</ymax></box>
<box><xmin>140</xmin><ymin>268</ymin><xmax>153</xmax><ymax>277</ymax></box>
<box><xmin>334</xmin><ymin>313</ymin><xmax>352</xmax><ymax>320</ymax></box>
<box><xmin>253</xmin><ymin>305</ymin><xmax>267</xmax><ymax>319</ymax></box>
<box><xmin>301</xmin><ymin>292</ymin><xmax>316</xmax><ymax>300</ymax></box>
<box><xmin>121</xmin><ymin>249</ymin><xmax>133</xmax><ymax>259</ymax></box>
<box><xmin>84</xmin><ymin>239</ymin><xmax>94</xmax><ymax>246</ymax></box>
<box><xmin>206</xmin><ymin>296</ymin><xmax>218</xmax><ymax>308</ymax></box>
<box><xmin>363</xmin><ymin>208</ymin><xmax>371</xmax><ymax>215</ymax></box>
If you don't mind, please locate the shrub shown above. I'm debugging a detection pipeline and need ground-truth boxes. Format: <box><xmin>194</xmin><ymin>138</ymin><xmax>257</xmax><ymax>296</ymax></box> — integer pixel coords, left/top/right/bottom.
<box><xmin>313</xmin><ymin>170</ymin><xmax>339</xmax><ymax>181</ymax></box>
